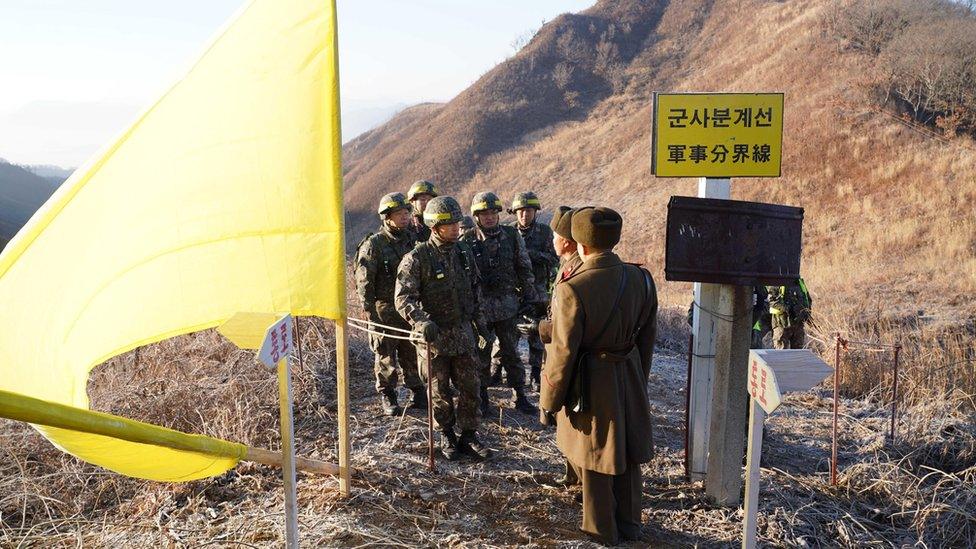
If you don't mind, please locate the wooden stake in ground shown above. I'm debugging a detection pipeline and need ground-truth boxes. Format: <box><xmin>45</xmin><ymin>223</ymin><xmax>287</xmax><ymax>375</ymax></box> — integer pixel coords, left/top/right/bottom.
<box><xmin>705</xmin><ymin>284</ymin><xmax>752</xmax><ymax>506</ymax></box>
<box><xmin>425</xmin><ymin>343</ymin><xmax>436</xmax><ymax>472</ymax></box>
<box><xmin>336</xmin><ymin>316</ymin><xmax>352</xmax><ymax>496</ymax></box>
<box><xmin>257</xmin><ymin>315</ymin><xmax>300</xmax><ymax>548</ymax></box>
<box><xmin>742</xmin><ymin>398</ymin><xmax>765</xmax><ymax>549</ymax></box>
<box><xmin>276</xmin><ymin>354</ymin><xmax>299</xmax><ymax>548</ymax></box>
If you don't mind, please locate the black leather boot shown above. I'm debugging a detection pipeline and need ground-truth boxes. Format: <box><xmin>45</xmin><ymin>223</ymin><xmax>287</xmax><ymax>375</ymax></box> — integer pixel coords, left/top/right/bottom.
<box><xmin>480</xmin><ymin>386</ymin><xmax>491</xmax><ymax>416</ymax></box>
<box><xmin>489</xmin><ymin>369</ymin><xmax>503</xmax><ymax>387</ymax></box>
<box><xmin>380</xmin><ymin>389</ymin><xmax>402</xmax><ymax>416</ymax></box>
<box><xmin>514</xmin><ymin>389</ymin><xmax>537</xmax><ymax>415</ymax></box>
<box><xmin>408</xmin><ymin>388</ymin><xmax>427</xmax><ymax>410</ymax></box>
<box><xmin>440</xmin><ymin>429</ymin><xmax>459</xmax><ymax>461</ymax></box>
<box><xmin>458</xmin><ymin>430</ymin><xmax>492</xmax><ymax>460</ymax></box>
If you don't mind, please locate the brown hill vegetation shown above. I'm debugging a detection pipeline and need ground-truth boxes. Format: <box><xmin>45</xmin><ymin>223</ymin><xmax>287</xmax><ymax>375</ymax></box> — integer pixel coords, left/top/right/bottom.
<box><xmin>344</xmin><ymin>0</ymin><xmax>976</xmax><ymax>399</ymax></box>
<box><xmin>3</xmin><ymin>319</ymin><xmax>974</xmax><ymax>546</ymax></box>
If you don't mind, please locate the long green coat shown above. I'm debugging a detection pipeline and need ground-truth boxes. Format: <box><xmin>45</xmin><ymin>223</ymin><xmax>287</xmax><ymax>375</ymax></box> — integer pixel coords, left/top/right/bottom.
<box><xmin>539</xmin><ymin>252</ymin><xmax>658</xmax><ymax>475</ymax></box>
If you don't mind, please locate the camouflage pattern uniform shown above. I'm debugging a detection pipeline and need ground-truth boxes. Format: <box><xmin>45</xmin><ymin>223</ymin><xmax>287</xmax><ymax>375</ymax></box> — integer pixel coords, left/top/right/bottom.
<box><xmin>697</xmin><ymin>286</ymin><xmax>771</xmax><ymax>348</ymax></box>
<box><xmin>411</xmin><ymin>214</ymin><xmax>431</xmax><ymax>242</ymax></box>
<box><xmin>407</xmin><ymin>180</ymin><xmax>437</xmax><ymax>242</ymax></box>
<box><xmin>509</xmin><ymin>192</ymin><xmax>558</xmax><ymax>389</ymax></box>
<box><xmin>395</xmin><ymin>197</ymin><xmax>489</xmax><ymax>459</ymax></box>
<box><xmin>354</xmin><ymin>193</ymin><xmax>423</xmax><ymax>414</ymax></box>
<box><xmin>751</xmin><ymin>285</ymin><xmax>771</xmax><ymax>349</ymax></box>
<box><xmin>766</xmin><ymin>278</ymin><xmax>812</xmax><ymax>349</ymax></box>
<box><xmin>462</xmin><ymin>192</ymin><xmax>537</xmax><ymax>413</ymax></box>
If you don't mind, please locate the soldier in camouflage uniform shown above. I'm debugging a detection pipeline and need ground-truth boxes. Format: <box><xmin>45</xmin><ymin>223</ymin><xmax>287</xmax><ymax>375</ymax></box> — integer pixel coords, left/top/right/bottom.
<box><xmin>751</xmin><ymin>285</ymin><xmax>771</xmax><ymax>349</ymax></box>
<box><xmin>462</xmin><ymin>191</ymin><xmax>538</xmax><ymax>415</ymax></box>
<box><xmin>395</xmin><ymin>196</ymin><xmax>492</xmax><ymax>460</ymax></box>
<box><xmin>508</xmin><ymin>191</ymin><xmax>558</xmax><ymax>391</ymax></box>
<box><xmin>766</xmin><ymin>278</ymin><xmax>812</xmax><ymax>349</ymax></box>
<box><xmin>354</xmin><ymin>193</ymin><xmax>424</xmax><ymax>416</ymax></box>
<box><xmin>406</xmin><ymin>180</ymin><xmax>438</xmax><ymax>242</ymax></box>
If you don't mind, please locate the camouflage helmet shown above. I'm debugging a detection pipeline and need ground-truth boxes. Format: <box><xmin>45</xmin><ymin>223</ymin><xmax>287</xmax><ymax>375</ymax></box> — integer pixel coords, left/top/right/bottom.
<box><xmin>377</xmin><ymin>192</ymin><xmax>410</xmax><ymax>216</ymax></box>
<box><xmin>423</xmin><ymin>196</ymin><xmax>464</xmax><ymax>228</ymax></box>
<box><xmin>407</xmin><ymin>180</ymin><xmax>438</xmax><ymax>201</ymax></box>
<box><xmin>510</xmin><ymin>191</ymin><xmax>541</xmax><ymax>213</ymax></box>
<box><xmin>460</xmin><ymin>215</ymin><xmax>475</xmax><ymax>231</ymax></box>
<box><xmin>470</xmin><ymin>191</ymin><xmax>503</xmax><ymax>215</ymax></box>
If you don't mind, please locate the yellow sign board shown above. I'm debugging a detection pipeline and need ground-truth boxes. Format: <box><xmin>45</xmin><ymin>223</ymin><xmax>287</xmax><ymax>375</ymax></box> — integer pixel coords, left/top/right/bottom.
<box><xmin>652</xmin><ymin>92</ymin><xmax>784</xmax><ymax>178</ymax></box>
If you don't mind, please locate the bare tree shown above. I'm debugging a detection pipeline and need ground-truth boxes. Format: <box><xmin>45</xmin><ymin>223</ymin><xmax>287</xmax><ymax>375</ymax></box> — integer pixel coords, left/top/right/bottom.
<box><xmin>552</xmin><ymin>62</ymin><xmax>575</xmax><ymax>90</ymax></box>
<box><xmin>826</xmin><ymin>0</ymin><xmax>976</xmax><ymax>135</ymax></box>
<box><xmin>510</xmin><ymin>28</ymin><xmax>537</xmax><ymax>55</ymax></box>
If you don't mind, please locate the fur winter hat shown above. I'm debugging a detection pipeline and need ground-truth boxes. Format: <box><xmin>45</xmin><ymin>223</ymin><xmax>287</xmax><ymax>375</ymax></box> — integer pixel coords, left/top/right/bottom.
<box><xmin>571</xmin><ymin>206</ymin><xmax>622</xmax><ymax>249</ymax></box>
<box><xmin>550</xmin><ymin>206</ymin><xmax>575</xmax><ymax>240</ymax></box>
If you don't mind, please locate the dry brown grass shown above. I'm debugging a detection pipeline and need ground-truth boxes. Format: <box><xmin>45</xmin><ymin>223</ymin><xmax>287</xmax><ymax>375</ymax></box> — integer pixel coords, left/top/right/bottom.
<box><xmin>805</xmin><ymin>302</ymin><xmax>976</xmax><ymax>408</ymax></box>
<box><xmin>3</xmin><ymin>324</ymin><xmax>975</xmax><ymax>547</ymax></box>
<box><xmin>0</xmin><ymin>319</ymin><xmax>348</xmax><ymax>547</ymax></box>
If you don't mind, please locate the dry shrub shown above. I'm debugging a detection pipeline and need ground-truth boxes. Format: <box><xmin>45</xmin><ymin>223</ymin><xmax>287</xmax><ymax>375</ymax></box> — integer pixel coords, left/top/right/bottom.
<box><xmin>654</xmin><ymin>305</ymin><xmax>692</xmax><ymax>354</ymax></box>
<box><xmin>834</xmin><ymin>459</ymin><xmax>976</xmax><ymax>546</ymax></box>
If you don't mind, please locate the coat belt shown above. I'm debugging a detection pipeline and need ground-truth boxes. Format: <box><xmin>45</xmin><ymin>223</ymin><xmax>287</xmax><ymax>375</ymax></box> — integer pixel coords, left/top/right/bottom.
<box><xmin>583</xmin><ymin>346</ymin><xmax>633</xmax><ymax>363</ymax></box>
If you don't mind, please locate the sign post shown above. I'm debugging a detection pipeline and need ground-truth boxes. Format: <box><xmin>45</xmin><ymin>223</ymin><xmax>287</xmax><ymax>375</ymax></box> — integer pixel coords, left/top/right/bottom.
<box><xmin>742</xmin><ymin>349</ymin><xmax>833</xmax><ymax>549</ymax></box>
<box><xmin>258</xmin><ymin>315</ymin><xmax>300</xmax><ymax>549</ymax></box>
<box><xmin>653</xmin><ymin>92</ymin><xmax>785</xmax><ymax>488</ymax></box>
<box><xmin>688</xmin><ymin>177</ymin><xmax>729</xmax><ymax>480</ymax></box>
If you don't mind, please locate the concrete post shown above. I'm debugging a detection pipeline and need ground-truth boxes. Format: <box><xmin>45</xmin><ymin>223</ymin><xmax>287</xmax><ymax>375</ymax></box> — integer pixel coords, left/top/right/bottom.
<box><xmin>705</xmin><ymin>284</ymin><xmax>752</xmax><ymax>506</ymax></box>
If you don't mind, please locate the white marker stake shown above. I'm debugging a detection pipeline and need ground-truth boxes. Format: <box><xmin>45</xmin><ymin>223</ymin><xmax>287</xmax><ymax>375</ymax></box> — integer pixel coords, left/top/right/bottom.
<box><xmin>259</xmin><ymin>315</ymin><xmax>299</xmax><ymax>549</ymax></box>
<box><xmin>742</xmin><ymin>397</ymin><xmax>765</xmax><ymax>549</ymax></box>
<box><xmin>742</xmin><ymin>349</ymin><xmax>833</xmax><ymax>548</ymax></box>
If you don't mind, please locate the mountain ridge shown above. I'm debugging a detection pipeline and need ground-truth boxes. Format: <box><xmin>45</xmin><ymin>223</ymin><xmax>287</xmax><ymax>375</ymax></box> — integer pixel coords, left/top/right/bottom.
<box><xmin>341</xmin><ymin>0</ymin><xmax>976</xmax><ymax>320</ymax></box>
<box><xmin>0</xmin><ymin>160</ymin><xmax>64</xmax><ymax>249</ymax></box>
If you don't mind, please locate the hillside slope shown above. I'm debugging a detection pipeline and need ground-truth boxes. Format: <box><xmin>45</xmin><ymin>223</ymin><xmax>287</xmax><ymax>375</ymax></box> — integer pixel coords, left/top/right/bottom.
<box><xmin>342</xmin><ymin>0</ymin><xmax>976</xmax><ymax>323</ymax></box>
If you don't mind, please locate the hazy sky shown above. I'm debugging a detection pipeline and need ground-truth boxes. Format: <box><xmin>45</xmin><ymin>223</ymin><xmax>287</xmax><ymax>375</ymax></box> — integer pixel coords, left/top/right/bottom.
<box><xmin>0</xmin><ymin>0</ymin><xmax>594</xmax><ymax>167</ymax></box>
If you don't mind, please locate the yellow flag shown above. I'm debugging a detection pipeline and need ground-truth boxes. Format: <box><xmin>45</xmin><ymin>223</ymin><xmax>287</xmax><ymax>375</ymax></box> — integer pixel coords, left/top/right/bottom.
<box><xmin>0</xmin><ymin>0</ymin><xmax>344</xmax><ymax>481</ymax></box>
